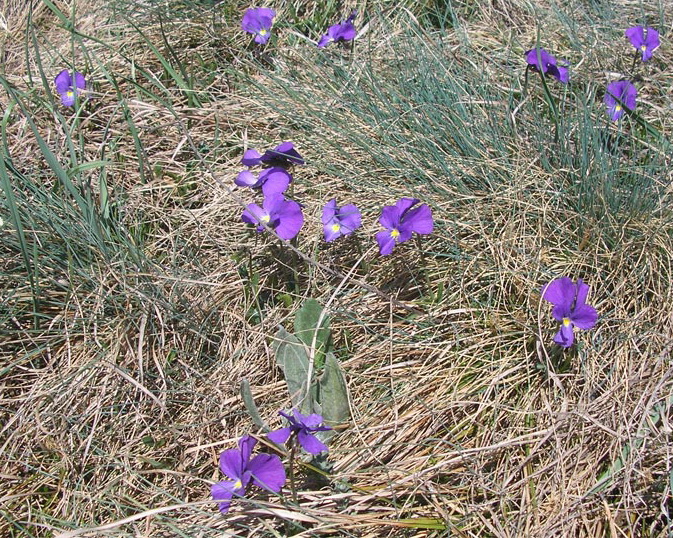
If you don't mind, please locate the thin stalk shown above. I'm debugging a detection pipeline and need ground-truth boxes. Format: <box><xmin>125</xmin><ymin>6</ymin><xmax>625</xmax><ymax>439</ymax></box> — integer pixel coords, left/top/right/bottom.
<box><xmin>288</xmin><ymin>439</ymin><xmax>298</xmax><ymax>504</ymax></box>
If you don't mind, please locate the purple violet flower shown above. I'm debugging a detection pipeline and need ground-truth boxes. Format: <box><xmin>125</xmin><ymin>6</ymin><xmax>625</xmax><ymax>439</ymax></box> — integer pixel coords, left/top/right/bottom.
<box><xmin>211</xmin><ymin>435</ymin><xmax>285</xmax><ymax>514</ymax></box>
<box><xmin>322</xmin><ymin>199</ymin><xmax>362</xmax><ymax>242</ymax></box>
<box><xmin>260</xmin><ymin>142</ymin><xmax>305</xmax><ymax>168</ymax></box>
<box><xmin>375</xmin><ymin>198</ymin><xmax>433</xmax><ymax>256</ymax></box>
<box><xmin>54</xmin><ymin>69</ymin><xmax>87</xmax><ymax>107</ymax></box>
<box><xmin>625</xmin><ymin>26</ymin><xmax>660</xmax><ymax>62</ymax></box>
<box><xmin>318</xmin><ymin>10</ymin><xmax>357</xmax><ymax>48</ymax></box>
<box><xmin>267</xmin><ymin>409</ymin><xmax>332</xmax><ymax>454</ymax></box>
<box><xmin>524</xmin><ymin>48</ymin><xmax>569</xmax><ymax>84</ymax></box>
<box><xmin>241</xmin><ymin>149</ymin><xmax>263</xmax><ymax>167</ymax></box>
<box><xmin>242</xmin><ymin>193</ymin><xmax>304</xmax><ymax>240</ymax></box>
<box><xmin>604</xmin><ymin>80</ymin><xmax>637</xmax><ymax>121</ymax></box>
<box><xmin>235</xmin><ymin>167</ymin><xmax>293</xmax><ymax>195</ymax></box>
<box><xmin>240</xmin><ymin>142</ymin><xmax>304</xmax><ymax>169</ymax></box>
<box><xmin>542</xmin><ymin>277</ymin><xmax>598</xmax><ymax>348</ymax></box>
<box><xmin>241</xmin><ymin>7</ymin><xmax>276</xmax><ymax>44</ymax></box>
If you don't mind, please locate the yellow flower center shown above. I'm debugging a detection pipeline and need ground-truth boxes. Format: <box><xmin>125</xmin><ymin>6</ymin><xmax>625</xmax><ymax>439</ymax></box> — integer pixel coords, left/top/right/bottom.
<box><xmin>641</xmin><ymin>45</ymin><xmax>647</xmax><ymax>51</ymax></box>
<box><xmin>390</xmin><ymin>229</ymin><xmax>400</xmax><ymax>239</ymax></box>
<box><xmin>261</xmin><ymin>215</ymin><xmax>270</xmax><ymax>223</ymax></box>
<box><xmin>615</xmin><ymin>104</ymin><xmax>622</xmax><ymax>112</ymax></box>
<box><xmin>331</xmin><ymin>223</ymin><xmax>341</xmax><ymax>232</ymax></box>
<box><xmin>562</xmin><ymin>318</ymin><xmax>571</xmax><ymax>327</ymax></box>
<box><xmin>66</xmin><ymin>90</ymin><xmax>74</xmax><ymax>98</ymax></box>
<box><xmin>234</xmin><ymin>479</ymin><xmax>243</xmax><ymax>489</ymax></box>
<box><xmin>259</xmin><ymin>29</ymin><xmax>268</xmax><ymax>36</ymax></box>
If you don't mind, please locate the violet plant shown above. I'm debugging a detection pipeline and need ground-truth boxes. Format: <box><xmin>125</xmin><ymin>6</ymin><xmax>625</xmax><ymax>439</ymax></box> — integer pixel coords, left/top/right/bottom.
<box><xmin>625</xmin><ymin>26</ymin><xmax>660</xmax><ymax>62</ymax></box>
<box><xmin>604</xmin><ymin>80</ymin><xmax>637</xmax><ymax>121</ymax></box>
<box><xmin>268</xmin><ymin>409</ymin><xmax>332</xmax><ymax>455</ymax></box>
<box><xmin>318</xmin><ymin>10</ymin><xmax>357</xmax><ymax>48</ymax></box>
<box><xmin>241</xmin><ymin>193</ymin><xmax>304</xmax><ymax>240</ymax></box>
<box><xmin>243</xmin><ymin>142</ymin><xmax>305</xmax><ymax>168</ymax></box>
<box><xmin>267</xmin><ymin>409</ymin><xmax>332</xmax><ymax>502</ymax></box>
<box><xmin>322</xmin><ymin>199</ymin><xmax>362</xmax><ymax>242</ymax></box>
<box><xmin>211</xmin><ymin>435</ymin><xmax>285</xmax><ymax>514</ymax></box>
<box><xmin>241</xmin><ymin>298</ymin><xmax>349</xmax><ymax>436</ymax></box>
<box><xmin>524</xmin><ymin>48</ymin><xmax>569</xmax><ymax>84</ymax></box>
<box><xmin>542</xmin><ymin>277</ymin><xmax>598</xmax><ymax>348</ymax></box>
<box><xmin>522</xmin><ymin>47</ymin><xmax>569</xmax><ymax>134</ymax></box>
<box><xmin>239</xmin><ymin>299</ymin><xmax>347</xmax><ymax>506</ymax></box>
<box><xmin>376</xmin><ymin>198</ymin><xmax>433</xmax><ymax>255</ymax></box>
<box><xmin>54</xmin><ymin>69</ymin><xmax>87</xmax><ymax>107</ymax></box>
<box><xmin>236</xmin><ymin>142</ymin><xmax>304</xmax><ymax>195</ymax></box>
<box><xmin>242</xmin><ymin>7</ymin><xmax>276</xmax><ymax>45</ymax></box>
<box><xmin>236</xmin><ymin>167</ymin><xmax>293</xmax><ymax>195</ymax></box>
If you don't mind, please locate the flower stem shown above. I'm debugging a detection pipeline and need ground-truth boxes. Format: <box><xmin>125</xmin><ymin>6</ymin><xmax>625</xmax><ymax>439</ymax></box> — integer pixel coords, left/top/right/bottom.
<box><xmin>288</xmin><ymin>440</ymin><xmax>298</xmax><ymax>504</ymax></box>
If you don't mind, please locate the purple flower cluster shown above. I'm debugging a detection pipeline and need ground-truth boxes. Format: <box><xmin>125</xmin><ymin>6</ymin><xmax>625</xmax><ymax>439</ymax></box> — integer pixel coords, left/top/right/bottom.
<box><xmin>236</xmin><ymin>141</ymin><xmax>302</xmax><ymax>196</ymax></box>
<box><xmin>241</xmin><ymin>7</ymin><xmax>357</xmax><ymax>48</ymax></box>
<box><xmin>237</xmin><ymin>142</ymin><xmax>304</xmax><ymax>240</ymax></box>
<box><xmin>237</xmin><ymin>141</ymin><xmax>433</xmax><ymax>252</ymax></box>
<box><xmin>212</xmin><ymin>410</ymin><xmax>331</xmax><ymax>514</ymax></box>
<box><xmin>600</xmin><ymin>26</ymin><xmax>659</xmax><ymax>122</ymax></box>
<box><xmin>524</xmin><ymin>24</ymin><xmax>659</xmax><ymax>122</ymax></box>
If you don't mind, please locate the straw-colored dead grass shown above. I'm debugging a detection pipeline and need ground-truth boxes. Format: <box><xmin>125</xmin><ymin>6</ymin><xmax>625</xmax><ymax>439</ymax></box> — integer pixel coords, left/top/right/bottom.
<box><xmin>1</xmin><ymin>0</ymin><xmax>672</xmax><ymax>536</ymax></box>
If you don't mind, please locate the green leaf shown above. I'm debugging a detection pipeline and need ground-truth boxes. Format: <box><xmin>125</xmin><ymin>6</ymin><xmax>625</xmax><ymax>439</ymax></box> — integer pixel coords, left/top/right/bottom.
<box><xmin>66</xmin><ymin>160</ymin><xmax>110</xmax><ymax>178</ymax></box>
<box><xmin>99</xmin><ymin>171</ymin><xmax>109</xmax><ymax>221</ymax></box>
<box><xmin>273</xmin><ymin>326</ymin><xmax>316</xmax><ymax>414</ymax></box>
<box><xmin>318</xmin><ymin>352</ymin><xmax>350</xmax><ymax>428</ymax></box>
<box><xmin>137</xmin><ymin>456</ymin><xmax>173</xmax><ymax>469</ymax></box>
<box><xmin>294</xmin><ymin>298</ymin><xmax>331</xmax><ymax>368</ymax></box>
<box><xmin>240</xmin><ymin>378</ymin><xmax>268</xmax><ymax>431</ymax></box>
<box><xmin>0</xmin><ymin>157</ymin><xmax>36</xmax><ymax>317</ymax></box>
<box><xmin>393</xmin><ymin>518</ymin><xmax>447</xmax><ymax>530</ymax></box>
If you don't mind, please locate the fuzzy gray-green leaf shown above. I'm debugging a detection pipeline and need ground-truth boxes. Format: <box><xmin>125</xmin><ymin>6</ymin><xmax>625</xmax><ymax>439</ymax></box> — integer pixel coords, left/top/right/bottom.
<box><xmin>294</xmin><ymin>298</ymin><xmax>331</xmax><ymax>367</ymax></box>
<box><xmin>318</xmin><ymin>352</ymin><xmax>350</xmax><ymax>428</ymax></box>
<box><xmin>273</xmin><ymin>325</ymin><xmax>316</xmax><ymax>413</ymax></box>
